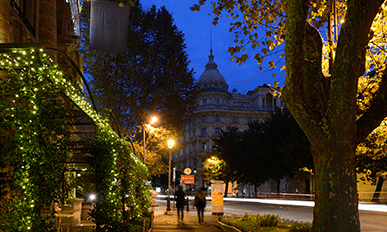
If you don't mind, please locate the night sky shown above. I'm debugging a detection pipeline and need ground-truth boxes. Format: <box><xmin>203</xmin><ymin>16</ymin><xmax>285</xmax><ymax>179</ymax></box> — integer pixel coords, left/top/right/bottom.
<box><xmin>140</xmin><ymin>0</ymin><xmax>286</xmax><ymax>94</ymax></box>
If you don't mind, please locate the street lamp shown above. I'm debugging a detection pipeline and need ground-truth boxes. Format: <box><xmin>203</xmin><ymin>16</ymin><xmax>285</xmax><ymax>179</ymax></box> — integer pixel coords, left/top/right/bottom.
<box><xmin>167</xmin><ymin>139</ymin><xmax>175</xmax><ymax>211</ymax></box>
<box><xmin>143</xmin><ymin>116</ymin><xmax>157</xmax><ymax>164</ymax></box>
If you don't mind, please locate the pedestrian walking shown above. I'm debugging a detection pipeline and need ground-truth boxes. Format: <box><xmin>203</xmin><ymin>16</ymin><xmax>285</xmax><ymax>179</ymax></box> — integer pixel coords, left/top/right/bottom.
<box><xmin>194</xmin><ymin>188</ymin><xmax>206</xmax><ymax>223</ymax></box>
<box><xmin>174</xmin><ymin>185</ymin><xmax>186</xmax><ymax>222</ymax></box>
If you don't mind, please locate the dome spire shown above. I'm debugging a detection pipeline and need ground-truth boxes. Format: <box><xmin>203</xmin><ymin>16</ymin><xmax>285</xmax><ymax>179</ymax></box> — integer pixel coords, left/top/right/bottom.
<box><xmin>198</xmin><ymin>32</ymin><xmax>228</xmax><ymax>92</ymax></box>
<box><xmin>206</xmin><ymin>31</ymin><xmax>217</xmax><ymax>69</ymax></box>
<box><xmin>210</xmin><ymin>30</ymin><xmax>213</xmax><ymax>55</ymax></box>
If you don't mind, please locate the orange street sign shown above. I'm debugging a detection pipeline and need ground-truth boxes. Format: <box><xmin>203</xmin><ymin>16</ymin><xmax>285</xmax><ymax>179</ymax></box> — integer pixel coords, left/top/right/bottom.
<box><xmin>181</xmin><ymin>175</ymin><xmax>195</xmax><ymax>184</ymax></box>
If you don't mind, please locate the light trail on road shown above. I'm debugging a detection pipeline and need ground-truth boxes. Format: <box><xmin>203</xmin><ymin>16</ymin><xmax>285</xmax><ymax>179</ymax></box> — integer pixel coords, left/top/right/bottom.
<box><xmin>223</xmin><ymin>198</ymin><xmax>387</xmax><ymax>212</ymax></box>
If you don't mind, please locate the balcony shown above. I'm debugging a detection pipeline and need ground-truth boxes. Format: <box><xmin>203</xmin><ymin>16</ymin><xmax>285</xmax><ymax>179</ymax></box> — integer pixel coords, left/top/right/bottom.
<box><xmin>198</xmin><ymin>134</ymin><xmax>209</xmax><ymax>142</ymax></box>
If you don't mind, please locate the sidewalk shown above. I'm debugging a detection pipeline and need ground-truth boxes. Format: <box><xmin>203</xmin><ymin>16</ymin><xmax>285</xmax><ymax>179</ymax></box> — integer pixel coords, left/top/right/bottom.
<box><xmin>152</xmin><ymin>203</ymin><xmax>224</xmax><ymax>231</ymax></box>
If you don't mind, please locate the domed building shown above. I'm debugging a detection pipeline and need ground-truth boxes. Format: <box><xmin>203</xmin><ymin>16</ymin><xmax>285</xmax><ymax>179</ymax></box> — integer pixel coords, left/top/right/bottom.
<box><xmin>174</xmin><ymin>49</ymin><xmax>284</xmax><ymax>193</ymax></box>
<box><xmin>197</xmin><ymin>50</ymin><xmax>229</xmax><ymax>92</ymax></box>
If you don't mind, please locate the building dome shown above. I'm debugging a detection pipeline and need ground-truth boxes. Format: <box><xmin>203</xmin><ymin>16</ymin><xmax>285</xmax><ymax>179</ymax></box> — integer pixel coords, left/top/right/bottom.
<box><xmin>198</xmin><ymin>50</ymin><xmax>228</xmax><ymax>92</ymax></box>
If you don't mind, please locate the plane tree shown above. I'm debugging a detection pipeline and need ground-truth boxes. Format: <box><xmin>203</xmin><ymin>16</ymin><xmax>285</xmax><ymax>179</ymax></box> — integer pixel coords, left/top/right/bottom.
<box><xmin>192</xmin><ymin>0</ymin><xmax>387</xmax><ymax>231</ymax></box>
<box><xmin>202</xmin><ymin>155</ymin><xmax>239</xmax><ymax>196</ymax></box>
<box><xmin>209</xmin><ymin>126</ymin><xmax>248</xmax><ymax>196</ymax></box>
<box><xmin>80</xmin><ymin>1</ymin><xmax>197</xmax><ymax>137</ymax></box>
<box><xmin>79</xmin><ymin>1</ymin><xmax>198</xmax><ymax>175</ymax></box>
<box><xmin>209</xmin><ymin>109</ymin><xmax>313</xmax><ymax>196</ymax></box>
<box><xmin>242</xmin><ymin>108</ymin><xmax>313</xmax><ymax>193</ymax></box>
<box><xmin>209</xmin><ymin>126</ymin><xmax>271</xmax><ymax>196</ymax></box>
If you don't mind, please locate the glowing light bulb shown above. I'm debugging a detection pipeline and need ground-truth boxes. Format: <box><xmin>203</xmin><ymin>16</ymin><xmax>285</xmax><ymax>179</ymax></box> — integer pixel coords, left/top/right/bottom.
<box><xmin>89</xmin><ymin>194</ymin><xmax>97</xmax><ymax>201</ymax></box>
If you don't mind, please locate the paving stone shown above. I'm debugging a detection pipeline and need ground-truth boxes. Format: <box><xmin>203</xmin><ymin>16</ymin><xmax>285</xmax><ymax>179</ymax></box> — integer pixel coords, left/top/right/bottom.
<box><xmin>153</xmin><ymin>205</ymin><xmax>223</xmax><ymax>232</ymax></box>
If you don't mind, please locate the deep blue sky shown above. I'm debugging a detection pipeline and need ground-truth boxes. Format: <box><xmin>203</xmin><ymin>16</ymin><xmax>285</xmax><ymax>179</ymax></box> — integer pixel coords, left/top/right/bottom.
<box><xmin>140</xmin><ymin>0</ymin><xmax>286</xmax><ymax>94</ymax></box>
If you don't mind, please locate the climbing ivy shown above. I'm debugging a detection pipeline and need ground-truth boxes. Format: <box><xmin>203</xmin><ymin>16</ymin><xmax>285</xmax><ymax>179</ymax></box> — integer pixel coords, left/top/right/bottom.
<box><xmin>85</xmin><ymin>131</ymin><xmax>151</xmax><ymax>231</ymax></box>
<box><xmin>0</xmin><ymin>48</ymin><xmax>151</xmax><ymax>231</ymax></box>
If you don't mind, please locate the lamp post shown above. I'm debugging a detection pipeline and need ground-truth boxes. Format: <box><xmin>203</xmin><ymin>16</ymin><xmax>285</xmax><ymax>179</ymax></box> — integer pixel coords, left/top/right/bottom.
<box><xmin>143</xmin><ymin>116</ymin><xmax>157</xmax><ymax>164</ymax></box>
<box><xmin>167</xmin><ymin>139</ymin><xmax>175</xmax><ymax>211</ymax></box>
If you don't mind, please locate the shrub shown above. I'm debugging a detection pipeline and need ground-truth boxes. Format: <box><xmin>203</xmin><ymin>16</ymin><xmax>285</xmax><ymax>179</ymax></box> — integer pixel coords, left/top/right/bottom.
<box><xmin>240</xmin><ymin>213</ymin><xmax>279</xmax><ymax>227</ymax></box>
<box><xmin>290</xmin><ymin>222</ymin><xmax>312</xmax><ymax>232</ymax></box>
<box><xmin>241</xmin><ymin>212</ymin><xmax>252</xmax><ymax>221</ymax></box>
<box><xmin>259</xmin><ymin>214</ymin><xmax>279</xmax><ymax>227</ymax></box>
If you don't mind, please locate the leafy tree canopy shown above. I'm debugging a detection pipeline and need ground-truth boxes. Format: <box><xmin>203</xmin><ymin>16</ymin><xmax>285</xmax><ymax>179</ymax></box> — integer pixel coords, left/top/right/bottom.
<box><xmin>80</xmin><ymin>1</ymin><xmax>198</xmax><ymax>137</ymax></box>
<box><xmin>202</xmin><ymin>155</ymin><xmax>229</xmax><ymax>181</ymax></box>
<box><xmin>210</xmin><ymin>126</ymin><xmax>247</xmax><ymax>182</ymax></box>
<box><xmin>131</xmin><ymin>125</ymin><xmax>181</xmax><ymax>176</ymax></box>
<box><xmin>207</xmin><ymin>127</ymin><xmax>247</xmax><ymax>196</ymax></box>
<box><xmin>209</xmin><ymin>108</ymin><xmax>313</xmax><ymax>192</ymax></box>
<box><xmin>356</xmin><ymin>121</ymin><xmax>387</xmax><ymax>202</ymax></box>
<box><xmin>356</xmin><ymin>122</ymin><xmax>387</xmax><ymax>183</ymax></box>
<box><xmin>243</xmin><ymin>108</ymin><xmax>313</xmax><ymax>184</ymax></box>
<box><xmin>79</xmin><ymin>1</ymin><xmax>198</xmax><ymax>175</ymax></box>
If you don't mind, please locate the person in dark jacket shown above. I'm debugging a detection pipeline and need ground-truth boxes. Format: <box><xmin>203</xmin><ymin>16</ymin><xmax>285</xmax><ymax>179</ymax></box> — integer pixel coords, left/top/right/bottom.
<box><xmin>174</xmin><ymin>185</ymin><xmax>186</xmax><ymax>222</ymax></box>
<box><xmin>194</xmin><ymin>188</ymin><xmax>206</xmax><ymax>223</ymax></box>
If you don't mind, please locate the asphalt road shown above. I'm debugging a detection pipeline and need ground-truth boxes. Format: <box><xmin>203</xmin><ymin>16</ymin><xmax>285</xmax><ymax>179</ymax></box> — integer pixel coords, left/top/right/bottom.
<box><xmin>223</xmin><ymin>200</ymin><xmax>387</xmax><ymax>232</ymax></box>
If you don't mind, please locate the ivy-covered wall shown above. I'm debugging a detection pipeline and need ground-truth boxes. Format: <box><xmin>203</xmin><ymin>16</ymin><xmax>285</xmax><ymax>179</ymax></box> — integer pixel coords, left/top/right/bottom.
<box><xmin>0</xmin><ymin>47</ymin><xmax>151</xmax><ymax>231</ymax></box>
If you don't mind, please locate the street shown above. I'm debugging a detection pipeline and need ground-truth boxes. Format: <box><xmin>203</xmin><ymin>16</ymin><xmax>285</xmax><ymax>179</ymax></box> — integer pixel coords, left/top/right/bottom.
<box><xmin>223</xmin><ymin>200</ymin><xmax>387</xmax><ymax>232</ymax></box>
<box><xmin>157</xmin><ymin>197</ymin><xmax>387</xmax><ymax>232</ymax></box>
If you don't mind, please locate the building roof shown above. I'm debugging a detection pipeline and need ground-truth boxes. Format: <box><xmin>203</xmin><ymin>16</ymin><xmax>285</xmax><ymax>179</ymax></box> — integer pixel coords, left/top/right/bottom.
<box><xmin>198</xmin><ymin>49</ymin><xmax>228</xmax><ymax>92</ymax></box>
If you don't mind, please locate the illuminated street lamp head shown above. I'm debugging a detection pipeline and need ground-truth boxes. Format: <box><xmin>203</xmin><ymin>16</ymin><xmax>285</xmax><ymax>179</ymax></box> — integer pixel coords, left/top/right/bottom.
<box><xmin>167</xmin><ymin>139</ymin><xmax>175</xmax><ymax>149</ymax></box>
<box><xmin>150</xmin><ymin>116</ymin><xmax>157</xmax><ymax>125</ymax></box>
<box><xmin>89</xmin><ymin>193</ymin><xmax>97</xmax><ymax>201</ymax></box>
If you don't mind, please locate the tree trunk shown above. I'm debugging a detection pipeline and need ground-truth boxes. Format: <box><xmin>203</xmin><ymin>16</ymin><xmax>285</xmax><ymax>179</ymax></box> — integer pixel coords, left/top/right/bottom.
<box><xmin>311</xmin><ymin>140</ymin><xmax>360</xmax><ymax>232</ymax></box>
<box><xmin>281</xmin><ymin>0</ymin><xmax>386</xmax><ymax>231</ymax></box>
<box><xmin>371</xmin><ymin>177</ymin><xmax>384</xmax><ymax>203</ymax></box>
